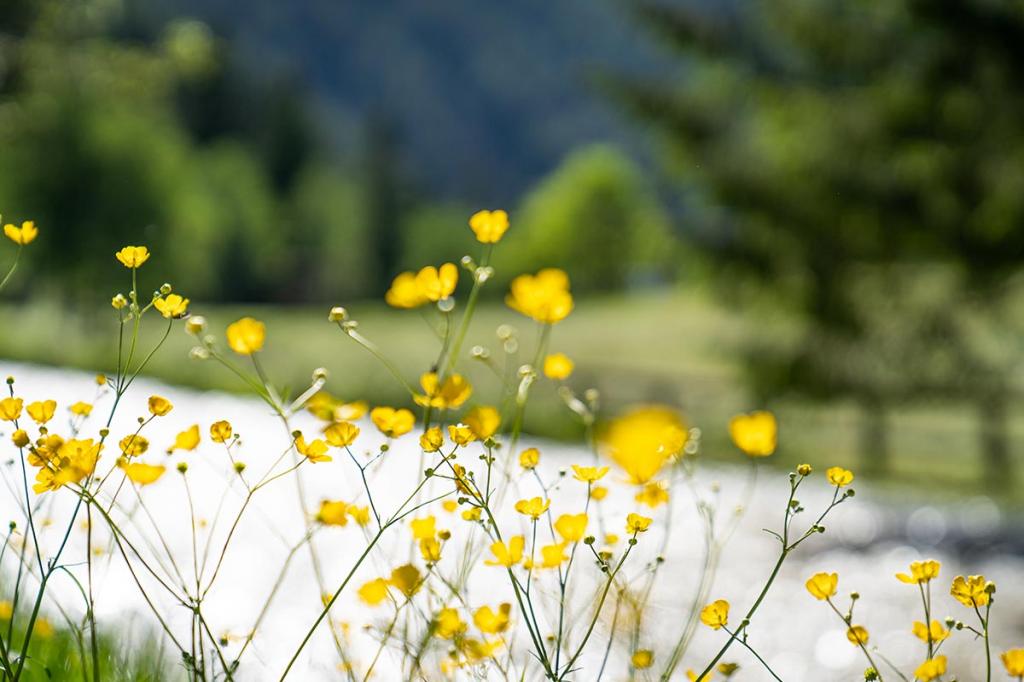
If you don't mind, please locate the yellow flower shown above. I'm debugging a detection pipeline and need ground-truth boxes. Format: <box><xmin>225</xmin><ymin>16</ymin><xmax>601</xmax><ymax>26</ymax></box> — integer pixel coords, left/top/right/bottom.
<box><xmin>572</xmin><ymin>464</ymin><xmax>608</xmax><ymax>483</ymax></box>
<box><xmin>506</xmin><ymin>268</ymin><xmax>574</xmax><ymax>324</ymax></box>
<box><xmin>514</xmin><ymin>497</ymin><xmax>550</xmax><ymax>519</ymax></box>
<box><xmin>115</xmin><ymin>245</ymin><xmax>150</xmax><ymax>268</ymax></box>
<box><xmin>420</xmin><ymin>426</ymin><xmax>444</xmax><ymax>452</ymax></box>
<box><xmin>1002</xmin><ymin>649</ymin><xmax>1024</xmax><ymax>676</ymax></box>
<box><xmin>543</xmin><ymin>353</ymin><xmax>574</xmax><ymax>380</ymax></box>
<box><xmin>435</xmin><ymin>607</ymin><xmax>466</xmax><ymax>639</ymax></box>
<box><xmin>600</xmin><ymin>405</ymin><xmax>686</xmax><ymax>485</ymax></box>
<box><xmin>805</xmin><ymin>572</ymin><xmax>838</xmax><ymax>600</ymax></box>
<box><xmin>415</xmin><ymin>263</ymin><xmax>458</xmax><ymax>301</ymax></box>
<box><xmin>4</xmin><ymin>220</ymin><xmax>38</xmax><ymax>246</ymax></box>
<box><xmin>469</xmin><ymin>209</ymin><xmax>510</xmax><ymax>243</ymax></box>
<box><xmin>69</xmin><ymin>401</ymin><xmax>93</xmax><ymax>416</ymax></box>
<box><xmin>539</xmin><ymin>543</ymin><xmax>568</xmax><ymax>568</ymax></box>
<box><xmin>357</xmin><ymin>578</ymin><xmax>389</xmax><ymax>606</ymax></box>
<box><xmin>604</xmin><ymin>533</ymin><xmax>619</xmax><ymax>545</ymax></box>
<box><xmin>473</xmin><ymin>603</ymin><xmax>511</xmax><ymax>634</ymax></box>
<box><xmin>0</xmin><ymin>397</ymin><xmax>23</xmax><ymax>421</ymax></box>
<box><xmin>210</xmin><ymin>420</ymin><xmax>233</xmax><ymax>443</ymax></box>
<box><xmin>700</xmin><ymin>600</ymin><xmax>729</xmax><ymax>630</ymax></box>
<box><xmin>112</xmin><ymin>294</ymin><xmax>127</xmax><ymax>310</ymax></box>
<box><xmin>462</xmin><ymin>637</ymin><xmax>503</xmax><ymax>662</ymax></box>
<box><xmin>465</xmin><ymin>405</ymin><xmax>500</xmax><ymax>440</ymax></box>
<box><xmin>349</xmin><ymin>506</ymin><xmax>371</xmax><ymax>526</ymax></box>
<box><xmin>121</xmin><ymin>462</ymin><xmax>166</xmax><ymax>486</ymax></box>
<box><xmin>410</xmin><ymin>516</ymin><xmax>437</xmax><ymax>540</ymax></box>
<box><xmin>635</xmin><ymin>480</ymin><xmax>670</xmax><ymax>508</ymax></box>
<box><xmin>485</xmin><ymin>536</ymin><xmax>525</xmax><ymax>567</ymax></box>
<box><xmin>950</xmin><ymin>574</ymin><xmax>990</xmax><ymax>608</ymax></box>
<box><xmin>119</xmin><ymin>434</ymin><xmax>149</xmax><ymax>457</ymax></box>
<box><xmin>324</xmin><ymin>421</ymin><xmax>359</xmax><ymax>447</ymax></box>
<box><xmin>0</xmin><ymin>601</ymin><xmax>11</xmax><ymax>620</ymax></box>
<box><xmin>625</xmin><ymin>512</ymin><xmax>652</xmax><ymax>534</ymax></box>
<box><xmin>717</xmin><ymin>663</ymin><xmax>739</xmax><ymax>677</ymax></box>
<box><xmin>591</xmin><ymin>485</ymin><xmax>609</xmax><ymax>501</ymax></box>
<box><xmin>825</xmin><ymin>466</ymin><xmax>854</xmax><ymax>487</ymax></box>
<box><xmin>912</xmin><ymin>620</ymin><xmax>949</xmax><ymax>644</ymax></box>
<box><xmin>12</xmin><ymin>429</ymin><xmax>29</xmax><ymax>448</ymax></box>
<box><xmin>448</xmin><ymin>423</ymin><xmax>476</xmax><ymax>446</ymax></box>
<box><xmin>414</xmin><ymin>372</ymin><xmax>473</xmax><ymax>409</ymax></box>
<box><xmin>728</xmin><ymin>411</ymin><xmax>776</xmax><ymax>457</ymax></box>
<box><xmin>316</xmin><ymin>500</ymin><xmax>349</xmax><ymax>526</ymax></box>
<box><xmin>519</xmin><ymin>447</ymin><xmax>540</xmax><ymax>469</ymax></box>
<box><xmin>420</xmin><ymin>538</ymin><xmax>442</xmax><ymax>562</ymax></box>
<box><xmin>462</xmin><ymin>507</ymin><xmax>482</xmax><ymax>522</ymax></box>
<box><xmin>33</xmin><ymin>617</ymin><xmax>53</xmax><ymax>638</ymax></box>
<box><xmin>914</xmin><ymin>656</ymin><xmax>947</xmax><ymax>682</ymax></box>
<box><xmin>896</xmin><ymin>560</ymin><xmax>941</xmax><ymax>585</ymax></box>
<box><xmin>24</xmin><ymin>400</ymin><xmax>55</xmax><ymax>425</ymax></box>
<box><xmin>632</xmin><ymin>649</ymin><xmax>654</xmax><ymax>669</ymax></box>
<box><xmin>168</xmin><ymin>425</ymin><xmax>200</xmax><ymax>453</ymax></box>
<box><xmin>226</xmin><ymin>317</ymin><xmax>266</xmax><ymax>355</ymax></box>
<box><xmin>846</xmin><ymin>625</ymin><xmax>869</xmax><ymax>645</ymax></box>
<box><xmin>295</xmin><ymin>434</ymin><xmax>331</xmax><ymax>463</ymax></box>
<box><xmin>32</xmin><ymin>438</ymin><xmax>102</xmax><ymax>492</ymax></box>
<box><xmin>389</xmin><ymin>564</ymin><xmax>422</xmax><ymax>597</ymax></box>
<box><xmin>370</xmin><ymin>407</ymin><xmax>415</xmax><ymax>438</ymax></box>
<box><xmin>154</xmin><ymin>294</ymin><xmax>189</xmax><ymax>319</ymax></box>
<box><xmin>147</xmin><ymin>395</ymin><xmax>173</xmax><ymax>417</ymax></box>
<box><xmin>554</xmin><ymin>513</ymin><xmax>588</xmax><ymax>543</ymax></box>
<box><xmin>442</xmin><ymin>500</ymin><xmax>458</xmax><ymax>513</ymax></box>
<box><xmin>686</xmin><ymin>670</ymin><xmax>712</xmax><ymax>682</ymax></box>
<box><xmin>385</xmin><ymin>271</ymin><xmax>428</xmax><ymax>308</ymax></box>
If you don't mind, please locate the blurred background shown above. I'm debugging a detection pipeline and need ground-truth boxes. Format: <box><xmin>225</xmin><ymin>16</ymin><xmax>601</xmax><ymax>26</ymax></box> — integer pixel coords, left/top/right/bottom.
<box><xmin>3</xmin><ymin>0</ymin><xmax>1024</xmax><ymax>499</ymax></box>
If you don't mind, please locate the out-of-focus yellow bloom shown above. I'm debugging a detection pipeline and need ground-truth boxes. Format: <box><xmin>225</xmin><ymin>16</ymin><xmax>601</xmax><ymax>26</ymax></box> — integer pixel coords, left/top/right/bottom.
<box><xmin>442</xmin><ymin>499</ymin><xmax>458</xmax><ymax>513</ymax></box>
<box><xmin>600</xmin><ymin>405</ymin><xmax>686</xmax><ymax>485</ymax></box>
<box><xmin>349</xmin><ymin>506</ymin><xmax>371</xmax><ymax>526</ymax></box>
<box><xmin>147</xmin><ymin>395</ymin><xmax>173</xmax><ymax>416</ymax></box>
<box><xmin>448</xmin><ymin>423</ymin><xmax>476</xmax><ymax>446</ymax></box>
<box><xmin>605</xmin><ymin>533</ymin><xmax>619</xmax><ymax>546</ymax></box>
<box><xmin>115</xmin><ymin>245</ymin><xmax>150</xmax><ymax>268</ymax></box>
<box><xmin>686</xmin><ymin>670</ymin><xmax>712</xmax><ymax>682</ymax></box>
<box><xmin>420</xmin><ymin>538</ymin><xmax>442</xmax><ymax>562</ymax></box>
<box><xmin>465</xmin><ymin>405</ymin><xmax>500</xmax><ymax>440</ymax></box>
<box><xmin>70</xmin><ymin>401</ymin><xmax>93</xmax><ymax>416</ymax></box>
<box><xmin>410</xmin><ymin>516</ymin><xmax>437</xmax><ymax>540</ymax></box>
<box><xmin>26</xmin><ymin>400</ymin><xmax>56</xmax><ymax>424</ymax></box>
<box><xmin>0</xmin><ymin>397</ymin><xmax>23</xmax><ymax>421</ymax></box>
<box><xmin>415</xmin><ymin>263</ymin><xmax>458</xmax><ymax>301</ymax></box>
<box><xmin>112</xmin><ymin>294</ymin><xmax>128</xmax><ymax>310</ymax></box>
<box><xmin>1002</xmin><ymin>649</ymin><xmax>1024</xmax><ymax>676</ymax></box>
<box><xmin>630</xmin><ymin>650</ymin><xmax>653</xmax><ymax>670</ymax></box>
<box><xmin>469</xmin><ymin>209</ymin><xmax>509</xmax><ymax>243</ymax></box>
<box><xmin>121</xmin><ymin>462</ymin><xmax>166</xmax><ymax>486</ymax></box>
<box><xmin>462</xmin><ymin>507</ymin><xmax>482</xmax><ymax>522</ymax></box>
<box><xmin>728</xmin><ymin>411</ymin><xmax>776</xmax><ymax>457</ymax></box>
<box><xmin>324</xmin><ymin>421</ymin><xmax>359</xmax><ymax>447</ymax></box>
<box><xmin>385</xmin><ymin>271</ymin><xmax>427</xmax><ymax>308</ymax></box>
<box><xmin>717</xmin><ymin>663</ymin><xmax>739</xmax><ymax>677</ymax></box>
<box><xmin>635</xmin><ymin>480</ymin><xmax>670</xmax><ymax>508</ymax></box>
<box><xmin>474</xmin><ymin>603</ymin><xmax>511</xmax><ymax>634</ymax></box>
<box><xmin>4</xmin><ymin>221</ymin><xmax>38</xmax><ymax>245</ymax></box>
<box><xmin>846</xmin><ymin>625</ymin><xmax>869</xmax><ymax>645</ymax></box>
<box><xmin>543</xmin><ymin>353</ymin><xmax>574</xmax><ymax>380</ymax></box>
<box><xmin>950</xmin><ymin>574</ymin><xmax>990</xmax><ymax>607</ymax></box>
<box><xmin>700</xmin><ymin>600</ymin><xmax>729</xmax><ymax>630</ymax></box>
<box><xmin>572</xmin><ymin>464</ymin><xmax>608</xmax><ymax>483</ymax></box>
<box><xmin>226</xmin><ymin>317</ymin><xmax>266</xmax><ymax>355</ymax></box>
<box><xmin>486</xmin><ymin>536</ymin><xmax>525</xmax><ymax>567</ymax></box>
<box><xmin>414</xmin><ymin>372</ymin><xmax>473</xmax><ymax>409</ymax></box>
<box><xmin>33</xmin><ymin>439</ymin><xmax>102</xmax><ymax>492</ymax></box>
<box><xmin>896</xmin><ymin>560</ymin><xmax>940</xmax><ymax>585</ymax></box>
<box><xmin>12</xmin><ymin>429</ymin><xmax>29</xmax><ymax>448</ymax></box>
<box><xmin>295</xmin><ymin>434</ymin><xmax>331</xmax><ymax>463</ymax></box>
<box><xmin>154</xmin><ymin>294</ymin><xmax>189</xmax><ymax>319</ymax></box>
<box><xmin>210</xmin><ymin>420</ymin><xmax>233</xmax><ymax>443</ymax></box>
<box><xmin>825</xmin><ymin>466</ymin><xmax>854</xmax><ymax>487</ymax></box>
<box><xmin>420</xmin><ymin>426</ymin><xmax>444</xmax><ymax>452</ymax></box>
<box><xmin>914</xmin><ymin>656</ymin><xmax>947</xmax><ymax>682</ymax></box>
<box><xmin>805</xmin><ymin>572</ymin><xmax>838</xmax><ymax>600</ymax></box>
<box><xmin>357</xmin><ymin>578</ymin><xmax>389</xmax><ymax>606</ymax></box>
<box><xmin>519</xmin><ymin>447</ymin><xmax>540</xmax><ymax>469</ymax></box>
<box><xmin>912</xmin><ymin>621</ymin><xmax>949</xmax><ymax>644</ymax></box>
<box><xmin>119</xmin><ymin>434</ymin><xmax>149</xmax><ymax>457</ymax></box>
<box><xmin>0</xmin><ymin>601</ymin><xmax>12</xmax><ymax>620</ymax></box>
<box><xmin>514</xmin><ymin>497</ymin><xmax>550</xmax><ymax>519</ymax></box>
<box><xmin>462</xmin><ymin>637</ymin><xmax>503</xmax><ymax>662</ymax></box>
<box><xmin>554</xmin><ymin>513</ymin><xmax>588</xmax><ymax>543</ymax></box>
<box><xmin>626</xmin><ymin>512</ymin><xmax>652</xmax><ymax>534</ymax></box>
<box><xmin>591</xmin><ymin>485</ymin><xmax>609</xmax><ymax>501</ymax></box>
<box><xmin>370</xmin><ymin>407</ymin><xmax>415</xmax><ymax>437</ymax></box>
<box><xmin>506</xmin><ymin>269</ymin><xmax>574</xmax><ymax>324</ymax></box>
<box><xmin>538</xmin><ymin>543</ymin><xmax>568</xmax><ymax>568</ymax></box>
<box><xmin>33</xmin><ymin>617</ymin><xmax>53</xmax><ymax>638</ymax></box>
<box><xmin>389</xmin><ymin>564</ymin><xmax>422</xmax><ymax>597</ymax></box>
<box><xmin>316</xmin><ymin>500</ymin><xmax>348</xmax><ymax>526</ymax></box>
<box><xmin>435</xmin><ymin>607</ymin><xmax>466</xmax><ymax>639</ymax></box>
<box><xmin>168</xmin><ymin>425</ymin><xmax>200</xmax><ymax>453</ymax></box>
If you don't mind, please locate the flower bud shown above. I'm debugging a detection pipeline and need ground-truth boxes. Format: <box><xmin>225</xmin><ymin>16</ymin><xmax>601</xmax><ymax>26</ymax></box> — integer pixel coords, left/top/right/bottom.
<box><xmin>328</xmin><ymin>306</ymin><xmax>348</xmax><ymax>322</ymax></box>
<box><xmin>312</xmin><ymin>367</ymin><xmax>329</xmax><ymax>382</ymax></box>
<box><xmin>233</xmin><ymin>462</ymin><xmax>246</xmax><ymax>473</ymax></box>
<box><xmin>176</xmin><ymin>462</ymin><xmax>188</xmax><ymax>473</ymax></box>
<box><xmin>185</xmin><ymin>316</ymin><xmax>207</xmax><ymax>336</ymax></box>
<box><xmin>160</xmin><ymin>282</ymin><xmax>172</xmax><ymax>295</ymax></box>
<box><xmin>797</xmin><ymin>463</ymin><xmax>812</xmax><ymax>476</ymax></box>
<box><xmin>111</xmin><ymin>294</ymin><xmax>128</xmax><ymax>310</ymax></box>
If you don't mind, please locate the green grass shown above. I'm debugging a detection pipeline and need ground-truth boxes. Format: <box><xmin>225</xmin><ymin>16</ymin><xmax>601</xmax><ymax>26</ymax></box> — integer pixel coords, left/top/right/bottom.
<box><xmin>1</xmin><ymin>289</ymin><xmax>1021</xmax><ymax>500</ymax></box>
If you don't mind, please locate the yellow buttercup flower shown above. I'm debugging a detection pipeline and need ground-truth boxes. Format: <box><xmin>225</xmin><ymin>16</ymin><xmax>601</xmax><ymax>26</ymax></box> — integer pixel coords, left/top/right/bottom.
<box><xmin>385</xmin><ymin>271</ymin><xmax>427</xmax><ymax>308</ymax></box>
<box><xmin>410</xmin><ymin>516</ymin><xmax>437</xmax><ymax>540</ymax></box>
<box><xmin>448</xmin><ymin>423</ymin><xmax>476</xmax><ymax>446</ymax></box>
<box><xmin>414</xmin><ymin>372</ymin><xmax>473</xmax><ymax>410</ymax></box>
<box><xmin>914</xmin><ymin>656</ymin><xmax>947</xmax><ymax>682</ymax></box>
<box><xmin>473</xmin><ymin>603</ymin><xmax>511</xmax><ymax>634</ymax></box>
<box><xmin>485</xmin><ymin>536</ymin><xmax>525</xmax><ymax>567</ymax></box>
<box><xmin>950</xmin><ymin>574</ymin><xmax>990</xmax><ymax>608</ymax></box>
<box><xmin>370</xmin><ymin>406</ymin><xmax>415</xmax><ymax>438</ymax></box>
<box><xmin>700</xmin><ymin>600</ymin><xmax>729</xmax><ymax>630</ymax></box>
<box><xmin>591</xmin><ymin>485</ymin><xmax>609</xmax><ymax>501</ymax></box>
<box><xmin>147</xmin><ymin>395</ymin><xmax>173</xmax><ymax>416</ymax></box>
<box><xmin>514</xmin><ymin>497</ymin><xmax>550</xmax><ymax>519</ymax></box>
<box><xmin>414</xmin><ymin>263</ymin><xmax>458</xmax><ymax>301</ymax></box>
<box><xmin>631</xmin><ymin>650</ymin><xmax>654</xmax><ymax>669</ymax></box>
<box><xmin>154</xmin><ymin>294</ymin><xmax>189</xmax><ymax>319</ymax></box>
<box><xmin>324</xmin><ymin>421</ymin><xmax>359</xmax><ymax>447</ymax></box>
<box><xmin>717</xmin><ymin>663</ymin><xmax>739</xmax><ymax>676</ymax></box>
<box><xmin>69</xmin><ymin>401</ymin><xmax>93</xmax><ymax>417</ymax></box>
<box><xmin>120</xmin><ymin>462</ymin><xmax>166</xmax><ymax>486</ymax></box>
<box><xmin>0</xmin><ymin>601</ymin><xmax>11</xmax><ymax>620</ymax></box>
<box><xmin>12</xmin><ymin>430</ymin><xmax>29</xmax><ymax>448</ymax></box>
<box><xmin>625</xmin><ymin>512</ymin><xmax>652</xmax><ymax>534</ymax></box>
<box><xmin>226</xmin><ymin>317</ymin><xmax>266</xmax><ymax>355</ymax></box>
<box><xmin>846</xmin><ymin>625</ymin><xmax>869</xmax><ymax>645</ymax></box>
<box><xmin>420</xmin><ymin>426</ymin><xmax>444</xmax><ymax>452</ymax></box>
<box><xmin>686</xmin><ymin>670</ymin><xmax>712</xmax><ymax>682</ymax></box>
<box><xmin>115</xmin><ymin>245</ymin><xmax>150</xmax><ymax>268</ymax></box>
<box><xmin>464</xmin><ymin>405</ymin><xmax>500</xmax><ymax>440</ymax></box>
<box><xmin>554</xmin><ymin>513</ymin><xmax>588</xmax><ymax>543</ymax></box>
<box><xmin>539</xmin><ymin>543</ymin><xmax>568</xmax><ymax>568</ymax></box>
<box><xmin>119</xmin><ymin>434</ymin><xmax>149</xmax><ymax>457</ymax></box>
<box><xmin>26</xmin><ymin>400</ymin><xmax>56</xmax><ymax>424</ymax></box>
<box><xmin>600</xmin><ymin>405</ymin><xmax>686</xmax><ymax>485</ymax></box>
<box><xmin>543</xmin><ymin>353</ymin><xmax>574</xmax><ymax>380</ymax></box>
<box><xmin>357</xmin><ymin>578</ymin><xmax>389</xmax><ymax>606</ymax></box>
<box><xmin>210</xmin><ymin>420</ymin><xmax>233</xmax><ymax>443</ymax></box>
<box><xmin>825</xmin><ymin>466</ymin><xmax>854</xmax><ymax>487</ymax></box>
<box><xmin>896</xmin><ymin>560</ymin><xmax>940</xmax><ymax>585</ymax></box>
<box><xmin>348</xmin><ymin>506</ymin><xmax>371</xmax><ymax>526</ymax></box>
<box><xmin>295</xmin><ymin>434</ymin><xmax>331</xmax><ymax>463</ymax></box>
<box><xmin>168</xmin><ymin>425</ymin><xmax>200</xmax><ymax>453</ymax></box>
<box><xmin>519</xmin><ymin>447</ymin><xmax>540</xmax><ymax>469</ymax></box>
<box><xmin>469</xmin><ymin>209</ymin><xmax>510</xmax><ymax>243</ymax></box>
<box><xmin>571</xmin><ymin>464</ymin><xmax>608</xmax><ymax>483</ymax></box>
<box><xmin>805</xmin><ymin>572</ymin><xmax>838</xmax><ymax>600</ymax></box>
<box><xmin>912</xmin><ymin>620</ymin><xmax>949</xmax><ymax>644</ymax></box>
<box><xmin>33</xmin><ymin>439</ymin><xmax>102</xmax><ymax>492</ymax></box>
<box><xmin>0</xmin><ymin>397</ymin><xmax>23</xmax><ymax>421</ymax></box>
<box><xmin>506</xmin><ymin>268</ymin><xmax>574</xmax><ymax>324</ymax></box>
<box><xmin>635</xmin><ymin>480</ymin><xmax>669</xmax><ymax>508</ymax></box>
<box><xmin>389</xmin><ymin>564</ymin><xmax>422</xmax><ymax>597</ymax></box>
<box><xmin>420</xmin><ymin>538</ymin><xmax>442</xmax><ymax>562</ymax></box>
<box><xmin>435</xmin><ymin>607</ymin><xmax>467</xmax><ymax>639</ymax></box>
<box><xmin>728</xmin><ymin>411</ymin><xmax>776</xmax><ymax>457</ymax></box>
<box><xmin>1002</xmin><ymin>649</ymin><xmax>1024</xmax><ymax>676</ymax></box>
<box><xmin>316</xmin><ymin>500</ymin><xmax>349</xmax><ymax>526</ymax></box>
<box><xmin>4</xmin><ymin>220</ymin><xmax>38</xmax><ymax>245</ymax></box>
